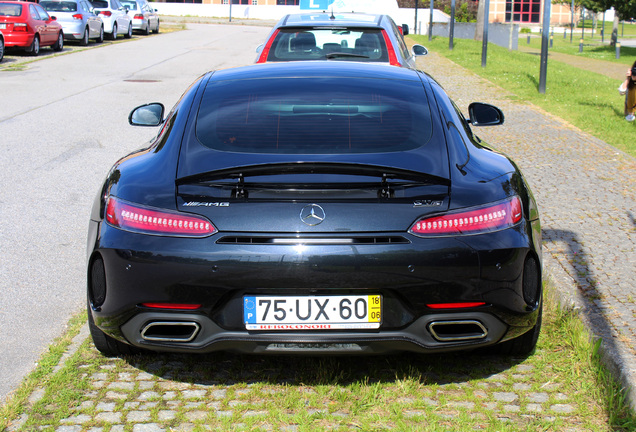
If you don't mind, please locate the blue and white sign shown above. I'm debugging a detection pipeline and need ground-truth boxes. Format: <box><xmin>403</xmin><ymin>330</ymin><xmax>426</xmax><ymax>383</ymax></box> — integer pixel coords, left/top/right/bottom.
<box><xmin>300</xmin><ymin>0</ymin><xmax>334</xmax><ymax>10</ymax></box>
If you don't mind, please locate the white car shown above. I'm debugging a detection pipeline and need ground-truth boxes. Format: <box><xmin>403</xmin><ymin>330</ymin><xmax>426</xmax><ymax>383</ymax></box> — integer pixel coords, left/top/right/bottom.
<box><xmin>90</xmin><ymin>0</ymin><xmax>132</xmax><ymax>40</ymax></box>
<box><xmin>40</xmin><ymin>0</ymin><xmax>103</xmax><ymax>45</ymax></box>
<box><xmin>120</xmin><ymin>0</ymin><xmax>157</xmax><ymax>35</ymax></box>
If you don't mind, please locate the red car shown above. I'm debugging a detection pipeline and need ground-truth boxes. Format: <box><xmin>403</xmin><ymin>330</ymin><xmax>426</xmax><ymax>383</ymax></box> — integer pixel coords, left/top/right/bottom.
<box><xmin>0</xmin><ymin>0</ymin><xmax>64</xmax><ymax>55</ymax></box>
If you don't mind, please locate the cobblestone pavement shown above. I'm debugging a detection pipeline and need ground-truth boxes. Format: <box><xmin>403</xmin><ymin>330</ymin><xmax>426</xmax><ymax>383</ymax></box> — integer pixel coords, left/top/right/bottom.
<box><xmin>418</xmin><ymin>52</ymin><xmax>636</xmax><ymax>409</ymax></box>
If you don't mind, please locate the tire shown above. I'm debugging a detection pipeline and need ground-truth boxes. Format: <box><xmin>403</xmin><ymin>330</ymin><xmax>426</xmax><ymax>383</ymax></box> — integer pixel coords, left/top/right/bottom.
<box><xmin>87</xmin><ymin>300</ymin><xmax>142</xmax><ymax>357</ymax></box>
<box><xmin>52</xmin><ymin>31</ymin><xmax>64</xmax><ymax>52</ymax></box>
<box><xmin>152</xmin><ymin>19</ymin><xmax>159</xmax><ymax>34</ymax></box>
<box><xmin>108</xmin><ymin>23</ymin><xmax>117</xmax><ymax>40</ymax></box>
<box><xmin>490</xmin><ymin>301</ymin><xmax>542</xmax><ymax>356</ymax></box>
<box><xmin>28</xmin><ymin>34</ymin><xmax>40</xmax><ymax>56</ymax></box>
<box><xmin>142</xmin><ymin>21</ymin><xmax>150</xmax><ymax>35</ymax></box>
<box><xmin>0</xmin><ymin>37</ymin><xmax>4</xmax><ymax>63</ymax></box>
<box><xmin>96</xmin><ymin>26</ymin><xmax>104</xmax><ymax>43</ymax></box>
<box><xmin>124</xmin><ymin>23</ymin><xmax>132</xmax><ymax>39</ymax></box>
<box><xmin>80</xmin><ymin>27</ymin><xmax>89</xmax><ymax>46</ymax></box>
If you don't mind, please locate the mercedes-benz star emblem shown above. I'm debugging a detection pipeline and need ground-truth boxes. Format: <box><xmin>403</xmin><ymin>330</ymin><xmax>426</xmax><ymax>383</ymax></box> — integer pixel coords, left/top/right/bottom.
<box><xmin>300</xmin><ymin>204</ymin><xmax>326</xmax><ymax>226</ymax></box>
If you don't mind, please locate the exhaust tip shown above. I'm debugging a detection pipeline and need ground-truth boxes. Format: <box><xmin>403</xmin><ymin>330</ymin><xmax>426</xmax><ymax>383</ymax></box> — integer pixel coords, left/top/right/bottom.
<box><xmin>141</xmin><ymin>321</ymin><xmax>200</xmax><ymax>342</ymax></box>
<box><xmin>428</xmin><ymin>320</ymin><xmax>487</xmax><ymax>342</ymax></box>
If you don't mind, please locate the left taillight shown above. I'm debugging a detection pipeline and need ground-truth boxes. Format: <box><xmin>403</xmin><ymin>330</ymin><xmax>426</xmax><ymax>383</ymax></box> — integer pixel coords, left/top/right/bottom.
<box><xmin>13</xmin><ymin>23</ymin><xmax>28</xmax><ymax>32</ymax></box>
<box><xmin>380</xmin><ymin>29</ymin><xmax>401</xmax><ymax>67</ymax></box>
<box><xmin>105</xmin><ymin>196</ymin><xmax>217</xmax><ymax>237</ymax></box>
<box><xmin>409</xmin><ymin>196</ymin><xmax>522</xmax><ymax>237</ymax></box>
<box><xmin>99</xmin><ymin>10</ymin><xmax>112</xmax><ymax>16</ymax></box>
<box><xmin>256</xmin><ymin>29</ymin><xmax>279</xmax><ymax>63</ymax></box>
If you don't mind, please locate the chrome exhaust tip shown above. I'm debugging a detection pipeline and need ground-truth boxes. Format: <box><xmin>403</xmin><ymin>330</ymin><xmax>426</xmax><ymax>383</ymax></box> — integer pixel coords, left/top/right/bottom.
<box><xmin>140</xmin><ymin>321</ymin><xmax>200</xmax><ymax>342</ymax></box>
<box><xmin>428</xmin><ymin>320</ymin><xmax>488</xmax><ymax>342</ymax></box>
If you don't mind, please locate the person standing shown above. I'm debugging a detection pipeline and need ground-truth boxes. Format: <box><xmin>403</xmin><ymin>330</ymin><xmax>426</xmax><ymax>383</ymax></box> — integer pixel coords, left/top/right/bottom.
<box><xmin>618</xmin><ymin>62</ymin><xmax>636</xmax><ymax>122</ymax></box>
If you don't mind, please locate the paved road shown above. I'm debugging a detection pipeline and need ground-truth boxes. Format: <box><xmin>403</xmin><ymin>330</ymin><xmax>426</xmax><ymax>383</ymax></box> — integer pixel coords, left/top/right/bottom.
<box><xmin>0</xmin><ymin>23</ymin><xmax>270</xmax><ymax>404</ymax></box>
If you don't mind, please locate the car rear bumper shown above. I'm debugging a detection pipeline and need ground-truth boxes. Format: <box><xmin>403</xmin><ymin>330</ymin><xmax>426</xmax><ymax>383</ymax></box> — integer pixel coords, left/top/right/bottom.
<box><xmin>88</xmin><ymin>220</ymin><xmax>541</xmax><ymax>354</ymax></box>
<box><xmin>3</xmin><ymin>33</ymin><xmax>35</xmax><ymax>48</ymax></box>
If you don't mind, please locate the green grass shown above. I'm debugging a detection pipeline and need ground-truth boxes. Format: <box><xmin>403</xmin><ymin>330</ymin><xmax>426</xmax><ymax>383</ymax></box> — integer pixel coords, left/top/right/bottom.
<box><xmin>1</xmin><ymin>282</ymin><xmax>635</xmax><ymax>431</ymax></box>
<box><xmin>521</xmin><ymin>32</ymin><xmax>636</xmax><ymax>65</ymax></box>
<box><xmin>412</xmin><ymin>35</ymin><xmax>636</xmax><ymax>157</ymax></box>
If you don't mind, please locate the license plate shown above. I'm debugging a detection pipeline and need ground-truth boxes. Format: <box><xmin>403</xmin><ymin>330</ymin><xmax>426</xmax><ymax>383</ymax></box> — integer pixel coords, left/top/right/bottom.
<box><xmin>244</xmin><ymin>295</ymin><xmax>381</xmax><ymax>330</ymax></box>
<box><xmin>0</xmin><ymin>24</ymin><xmax>6</xmax><ymax>29</ymax></box>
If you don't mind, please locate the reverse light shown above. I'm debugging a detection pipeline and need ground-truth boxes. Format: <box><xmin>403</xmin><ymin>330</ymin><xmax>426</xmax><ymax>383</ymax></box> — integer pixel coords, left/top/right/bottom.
<box><xmin>409</xmin><ymin>196</ymin><xmax>522</xmax><ymax>237</ymax></box>
<box><xmin>72</xmin><ymin>13</ymin><xmax>83</xmax><ymax>20</ymax></box>
<box><xmin>105</xmin><ymin>196</ymin><xmax>217</xmax><ymax>237</ymax></box>
<box><xmin>141</xmin><ymin>303</ymin><xmax>202</xmax><ymax>310</ymax></box>
<box><xmin>256</xmin><ymin>29</ymin><xmax>279</xmax><ymax>63</ymax></box>
<box><xmin>427</xmin><ymin>302</ymin><xmax>486</xmax><ymax>309</ymax></box>
<box><xmin>380</xmin><ymin>30</ymin><xmax>401</xmax><ymax>66</ymax></box>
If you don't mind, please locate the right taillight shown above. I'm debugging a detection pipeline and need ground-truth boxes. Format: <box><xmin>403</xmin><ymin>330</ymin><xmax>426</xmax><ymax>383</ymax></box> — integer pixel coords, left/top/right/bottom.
<box><xmin>105</xmin><ymin>196</ymin><xmax>217</xmax><ymax>238</ymax></box>
<box><xmin>134</xmin><ymin>13</ymin><xmax>143</xmax><ymax>19</ymax></box>
<box><xmin>99</xmin><ymin>10</ymin><xmax>112</xmax><ymax>16</ymax></box>
<box><xmin>409</xmin><ymin>196</ymin><xmax>522</xmax><ymax>237</ymax></box>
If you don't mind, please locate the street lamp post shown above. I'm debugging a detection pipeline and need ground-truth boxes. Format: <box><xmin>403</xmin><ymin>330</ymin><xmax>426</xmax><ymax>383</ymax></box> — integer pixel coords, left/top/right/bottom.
<box><xmin>481</xmin><ymin>0</ymin><xmax>490</xmax><ymax>67</ymax></box>
<box><xmin>449</xmin><ymin>0</ymin><xmax>456</xmax><ymax>50</ymax></box>
<box><xmin>539</xmin><ymin>0</ymin><xmax>552</xmax><ymax>93</ymax></box>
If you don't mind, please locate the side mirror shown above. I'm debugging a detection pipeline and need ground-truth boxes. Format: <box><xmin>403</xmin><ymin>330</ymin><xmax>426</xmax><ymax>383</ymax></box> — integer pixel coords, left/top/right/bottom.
<box><xmin>412</xmin><ymin>44</ymin><xmax>428</xmax><ymax>56</ymax></box>
<box><xmin>468</xmin><ymin>103</ymin><xmax>504</xmax><ymax>126</ymax></box>
<box><xmin>129</xmin><ymin>103</ymin><xmax>164</xmax><ymax>126</ymax></box>
<box><xmin>401</xmin><ymin>24</ymin><xmax>409</xmax><ymax>35</ymax></box>
<box><xmin>256</xmin><ymin>43</ymin><xmax>263</xmax><ymax>54</ymax></box>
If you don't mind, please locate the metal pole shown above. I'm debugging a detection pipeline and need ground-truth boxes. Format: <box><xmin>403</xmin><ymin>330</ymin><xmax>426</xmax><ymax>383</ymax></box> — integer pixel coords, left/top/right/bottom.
<box><xmin>428</xmin><ymin>0</ymin><xmax>434</xmax><ymax>41</ymax></box>
<box><xmin>570</xmin><ymin>0</ymin><xmax>574</xmax><ymax>43</ymax></box>
<box><xmin>229</xmin><ymin>0</ymin><xmax>232</xmax><ymax>23</ymax></box>
<box><xmin>539</xmin><ymin>0</ymin><xmax>551</xmax><ymax>93</ymax></box>
<box><xmin>449</xmin><ymin>0</ymin><xmax>455</xmax><ymax>50</ymax></box>
<box><xmin>481</xmin><ymin>0</ymin><xmax>490</xmax><ymax>67</ymax></box>
<box><xmin>414</xmin><ymin>0</ymin><xmax>418</xmax><ymax>36</ymax></box>
<box><xmin>601</xmin><ymin>11</ymin><xmax>605</xmax><ymax>43</ymax></box>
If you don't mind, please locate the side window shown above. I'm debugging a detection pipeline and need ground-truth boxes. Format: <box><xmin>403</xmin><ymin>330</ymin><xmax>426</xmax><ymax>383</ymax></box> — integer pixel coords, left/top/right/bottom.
<box><xmin>29</xmin><ymin>4</ymin><xmax>40</xmax><ymax>20</ymax></box>
<box><xmin>35</xmin><ymin>5</ymin><xmax>50</xmax><ymax>20</ymax></box>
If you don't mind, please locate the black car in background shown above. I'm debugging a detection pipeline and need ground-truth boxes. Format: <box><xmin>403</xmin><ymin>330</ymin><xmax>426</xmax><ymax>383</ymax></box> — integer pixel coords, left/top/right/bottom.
<box><xmin>87</xmin><ymin>61</ymin><xmax>542</xmax><ymax>357</ymax></box>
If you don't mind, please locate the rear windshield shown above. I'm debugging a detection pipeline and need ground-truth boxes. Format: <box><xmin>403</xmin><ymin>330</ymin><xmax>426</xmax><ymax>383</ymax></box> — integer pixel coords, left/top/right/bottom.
<box><xmin>120</xmin><ymin>0</ymin><xmax>137</xmax><ymax>10</ymax></box>
<box><xmin>40</xmin><ymin>1</ymin><xmax>77</xmax><ymax>12</ymax></box>
<box><xmin>195</xmin><ymin>77</ymin><xmax>434</xmax><ymax>154</ymax></box>
<box><xmin>266</xmin><ymin>28</ymin><xmax>388</xmax><ymax>62</ymax></box>
<box><xmin>0</xmin><ymin>3</ymin><xmax>22</xmax><ymax>16</ymax></box>
<box><xmin>90</xmin><ymin>0</ymin><xmax>109</xmax><ymax>8</ymax></box>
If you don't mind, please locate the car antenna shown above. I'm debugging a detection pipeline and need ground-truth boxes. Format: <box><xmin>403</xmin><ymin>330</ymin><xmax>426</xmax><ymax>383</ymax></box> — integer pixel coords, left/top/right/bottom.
<box><xmin>330</xmin><ymin>7</ymin><xmax>335</xmax><ymax>20</ymax></box>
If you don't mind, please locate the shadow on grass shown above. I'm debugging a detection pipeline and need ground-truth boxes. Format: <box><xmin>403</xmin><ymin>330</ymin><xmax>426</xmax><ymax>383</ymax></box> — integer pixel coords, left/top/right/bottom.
<box><xmin>124</xmin><ymin>350</ymin><xmax>526</xmax><ymax>388</ymax></box>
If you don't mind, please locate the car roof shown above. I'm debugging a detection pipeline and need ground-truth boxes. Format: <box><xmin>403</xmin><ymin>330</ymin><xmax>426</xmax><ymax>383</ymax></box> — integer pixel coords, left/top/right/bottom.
<box><xmin>277</xmin><ymin>12</ymin><xmax>388</xmax><ymax>29</ymax></box>
<box><xmin>210</xmin><ymin>60</ymin><xmax>424</xmax><ymax>83</ymax></box>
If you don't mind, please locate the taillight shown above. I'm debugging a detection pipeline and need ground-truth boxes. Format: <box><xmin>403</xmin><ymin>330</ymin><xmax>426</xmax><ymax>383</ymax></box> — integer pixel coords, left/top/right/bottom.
<box><xmin>141</xmin><ymin>303</ymin><xmax>202</xmax><ymax>310</ymax></box>
<box><xmin>105</xmin><ymin>196</ymin><xmax>217</xmax><ymax>237</ymax></box>
<box><xmin>256</xmin><ymin>29</ymin><xmax>279</xmax><ymax>63</ymax></box>
<box><xmin>380</xmin><ymin>29</ymin><xmax>401</xmax><ymax>66</ymax></box>
<box><xmin>72</xmin><ymin>13</ymin><xmax>83</xmax><ymax>20</ymax></box>
<box><xmin>13</xmin><ymin>23</ymin><xmax>27</xmax><ymax>32</ymax></box>
<box><xmin>99</xmin><ymin>10</ymin><xmax>112</xmax><ymax>16</ymax></box>
<box><xmin>134</xmin><ymin>14</ymin><xmax>143</xmax><ymax>19</ymax></box>
<box><xmin>427</xmin><ymin>302</ymin><xmax>486</xmax><ymax>309</ymax></box>
<box><xmin>409</xmin><ymin>196</ymin><xmax>522</xmax><ymax>237</ymax></box>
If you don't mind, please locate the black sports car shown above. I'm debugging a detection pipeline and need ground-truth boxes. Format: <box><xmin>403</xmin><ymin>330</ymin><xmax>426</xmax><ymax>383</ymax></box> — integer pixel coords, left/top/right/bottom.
<box><xmin>87</xmin><ymin>61</ymin><xmax>542</xmax><ymax>357</ymax></box>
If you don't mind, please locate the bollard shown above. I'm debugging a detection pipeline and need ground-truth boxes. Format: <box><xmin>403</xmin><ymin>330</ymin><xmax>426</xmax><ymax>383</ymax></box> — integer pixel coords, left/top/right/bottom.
<box><xmin>564</xmin><ymin>29</ymin><xmax>567</xmax><ymax>39</ymax></box>
<box><xmin>579</xmin><ymin>39</ymin><xmax>583</xmax><ymax>53</ymax></box>
<box><xmin>527</xmin><ymin>34</ymin><xmax>531</xmax><ymax>44</ymax></box>
<box><xmin>550</xmin><ymin>35</ymin><xmax>553</xmax><ymax>48</ymax></box>
<box><xmin>616</xmin><ymin>42</ymin><xmax>621</xmax><ymax>59</ymax></box>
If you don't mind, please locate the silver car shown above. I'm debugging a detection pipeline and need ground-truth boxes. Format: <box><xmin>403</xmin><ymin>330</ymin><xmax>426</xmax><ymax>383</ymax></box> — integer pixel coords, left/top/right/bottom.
<box><xmin>120</xmin><ymin>0</ymin><xmax>157</xmax><ymax>35</ymax></box>
<box><xmin>90</xmin><ymin>0</ymin><xmax>132</xmax><ymax>40</ymax></box>
<box><xmin>40</xmin><ymin>0</ymin><xmax>103</xmax><ymax>45</ymax></box>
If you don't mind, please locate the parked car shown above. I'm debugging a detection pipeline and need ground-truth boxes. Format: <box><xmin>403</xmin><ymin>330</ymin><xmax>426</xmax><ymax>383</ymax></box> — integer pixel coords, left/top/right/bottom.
<box><xmin>89</xmin><ymin>0</ymin><xmax>132</xmax><ymax>40</ymax></box>
<box><xmin>120</xmin><ymin>0</ymin><xmax>157</xmax><ymax>35</ymax></box>
<box><xmin>40</xmin><ymin>0</ymin><xmax>103</xmax><ymax>46</ymax></box>
<box><xmin>0</xmin><ymin>0</ymin><xmax>64</xmax><ymax>55</ymax></box>
<box><xmin>255</xmin><ymin>12</ymin><xmax>427</xmax><ymax>68</ymax></box>
<box><xmin>87</xmin><ymin>61</ymin><xmax>543</xmax><ymax>358</ymax></box>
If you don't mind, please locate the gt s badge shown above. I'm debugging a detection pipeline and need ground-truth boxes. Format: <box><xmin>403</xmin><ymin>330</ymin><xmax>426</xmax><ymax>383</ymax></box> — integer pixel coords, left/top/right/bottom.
<box><xmin>413</xmin><ymin>200</ymin><xmax>443</xmax><ymax>207</ymax></box>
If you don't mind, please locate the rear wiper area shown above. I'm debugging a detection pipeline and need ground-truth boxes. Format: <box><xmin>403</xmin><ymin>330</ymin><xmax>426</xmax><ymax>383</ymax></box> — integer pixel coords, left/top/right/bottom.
<box><xmin>325</xmin><ymin>52</ymin><xmax>370</xmax><ymax>60</ymax></box>
<box><xmin>177</xmin><ymin>162</ymin><xmax>450</xmax><ymax>200</ymax></box>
